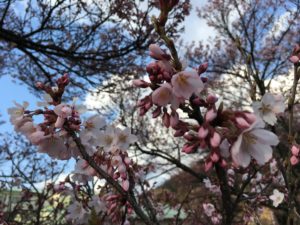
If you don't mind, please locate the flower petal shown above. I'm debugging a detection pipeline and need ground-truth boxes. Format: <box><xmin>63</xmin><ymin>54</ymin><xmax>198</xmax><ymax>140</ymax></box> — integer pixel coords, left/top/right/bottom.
<box><xmin>253</xmin><ymin>129</ymin><xmax>279</xmax><ymax>146</ymax></box>
<box><xmin>231</xmin><ymin>135</ymin><xmax>251</xmax><ymax>167</ymax></box>
<box><xmin>248</xmin><ymin>142</ymin><xmax>273</xmax><ymax>165</ymax></box>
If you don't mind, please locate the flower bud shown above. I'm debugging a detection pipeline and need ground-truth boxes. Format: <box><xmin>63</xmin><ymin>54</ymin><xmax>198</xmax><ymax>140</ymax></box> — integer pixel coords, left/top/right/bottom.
<box><xmin>206</xmin><ymin>94</ymin><xmax>218</xmax><ymax>104</ymax></box>
<box><xmin>198</xmin><ymin>126</ymin><xmax>208</xmax><ymax>139</ymax></box>
<box><xmin>291</xmin><ymin>145</ymin><xmax>300</xmax><ymax>156</ymax></box>
<box><xmin>210</xmin><ymin>132</ymin><xmax>221</xmax><ymax>148</ymax></box>
<box><xmin>205</xmin><ymin>109</ymin><xmax>217</xmax><ymax>122</ymax></box>
<box><xmin>290</xmin><ymin>155</ymin><xmax>299</xmax><ymax>165</ymax></box>
<box><xmin>122</xmin><ymin>180</ymin><xmax>130</xmax><ymax>191</ymax></box>
<box><xmin>132</xmin><ymin>79</ymin><xmax>150</xmax><ymax>88</ymax></box>
<box><xmin>162</xmin><ymin>111</ymin><xmax>170</xmax><ymax>128</ymax></box>
<box><xmin>210</xmin><ymin>152</ymin><xmax>219</xmax><ymax>162</ymax></box>
<box><xmin>198</xmin><ymin>62</ymin><xmax>208</xmax><ymax>75</ymax></box>
<box><xmin>236</xmin><ymin>117</ymin><xmax>251</xmax><ymax>129</ymax></box>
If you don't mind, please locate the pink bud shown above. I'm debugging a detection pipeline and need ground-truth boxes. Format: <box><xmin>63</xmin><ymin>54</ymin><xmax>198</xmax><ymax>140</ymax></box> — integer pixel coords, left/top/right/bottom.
<box><xmin>220</xmin><ymin>159</ymin><xmax>227</xmax><ymax>167</ymax></box>
<box><xmin>184</xmin><ymin>133</ymin><xmax>195</xmax><ymax>141</ymax></box>
<box><xmin>124</xmin><ymin>157</ymin><xmax>131</xmax><ymax>165</ymax></box>
<box><xmin>122</xmin><ymin>180</ymin><xmax>130</xmax><ymax>191</ymax></box>
<box><xmin>144</xmin><ymin>101</ymin><xmax>153</xmax><ymax>110</ymax></box>
<box><xmin>198</xmin><ymin>62</ymin><xmax>208</xmax><ymax>75</ymax></box>
<box><xmin>149</xmin><ymin>44</ymin><xmax>165</xmax><ymax>60</ymax></box>
<box><xmin>105</xmin><ymin>195</ymin><xmax>119</xmax><ymax>201</ymax></box>
<box><xmin>236</xmin><ymin>117</ymin><xmax>251</xmax><ymax>129</ymax></box>
<box><xmin>206</xmin><ymin>94</ymin><xmax>218</xmax><ymax>104</ymax></box>
<box><xmin>198</xmin><ymin>126</ymin><xmax>209</xmax><ymax>139</ymax></box>
<box><xmin>182</xmin><ymin>143</ymin><xmax>197</xmax><ymax>154</ymax></box>
<box><xmin>152</xmin><ymin>107</ymin><xmax>162</xmax><ymax>118</ymax></box>
<box><xmin>205</xmin><ymin>109</ymin><xmax>217</xmax><ymax>122</ymax></box>
<box><xmin>192</xmin><ymin>97</ymin><xmax>205</xmax><ymax>106</ymax></box>
<box><xmin>205</xmin><ymin>160</ymin><xmax>213</xmax><ymax>171</ymax></box>
<box><xmin>210</xmin><ymin>152</ymin><xmax>219</xmax><ymax>162</ymax></box>
<box><xmin>291</xmin><ymin>145</ymin><xmax>300</xmax><ymax>156</ymax></box>
<box><xmin>170</xmin><ymin>112</ymin><xmax>179</xmax><ymax>128</ymax></box>
<box><xmin>132</xmin><ymin>79</ymin><xmax>150</xmax><ymax>88</ymax></box>
<box><xmin>289</xmin><ymin>55</ymin><xmax>299</xmax><ymax>64</ymax></box>
<box><xmin>244</xmin><ymin>113</ymin><xmax>256</xmax><ymax>124</ymax></box>
<box><xmin>290</xmin><ymin>155</ymin><xmax>299</xmax><ymax>165</ymax></box>
<box><xmin>174</xmin><ymin>129</ymin><xmax>185</xmax><ymax>137</ymax></box>
<box><xmin>162</xmin><ymin>111</ymin><xmax>170</xmax><ymax>128</ymax></box>
<box><xmin>210</xmin><ymin>132</ymin><xmax>221</xmax><ymax>148</ymax></box>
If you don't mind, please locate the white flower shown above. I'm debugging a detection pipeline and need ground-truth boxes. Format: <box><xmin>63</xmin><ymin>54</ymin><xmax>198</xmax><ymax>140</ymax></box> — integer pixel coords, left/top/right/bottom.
<box><xmin>7</xmin><ymin>101</ymin><xmax>29</xmax><ymax>122</ymax></box>
<box><xmin>252</xmin><ymin>93</ymin><xmax>285</xmax><ymax>125</ymax></box>
<box><xmin>80</xmin><ymin>115</ymin><xmax>106</xmax><ymax>155</ymax></box>
<box><xmin>38</xmin><ymin>135</ymin><xmax>71</xmax><ymax>160</ymax></box>
<box><xmin>98</xmin><ymin>125</ymin><xmax>116</xmax><ymax>151</ymax></box>
<box><xmin>171</xmin><ymin>70</ymin><xmax>204</xmax><ymax>99</ymax></box>
<box><xmin>83</xmin><ymin>115</ymin><xmax>106</xmax><ymax>131</ymax></box>
<box><xmin>231</xmin><ymin>117</ymin><xmax>279</xmax><ymax>167</ymax></box>
<box><xmin>66</xmin><ymin>201</ymin><xmax>89</xmax><ymax>224</ymax></box>
<box><xmin>88</xmin><ymin>195</ymin><xmax>106</xmax><ymax>214</ymax></box>
<box><xmin>112</xmin><ymin>127</ymin><xmax>137</xmax><ymax>151</ymax></box>
<box><xmin>37</xmin><ymin>94</ymin><xmax>53</xmax><ymax>107</ymax></box>
<box><xmin>203</xmin><ymin>178</ymin><xmax>220</xmax><ymax>193</ymax></box>
<box><xmin>203</xmin><ymin>203</ymin><xmax>215</xmax><ymax>217</ymax></box>
<box><xmin>269</xmin><ymin>189</ymin><xmax>284</xmax><ymax>207</ymax></box>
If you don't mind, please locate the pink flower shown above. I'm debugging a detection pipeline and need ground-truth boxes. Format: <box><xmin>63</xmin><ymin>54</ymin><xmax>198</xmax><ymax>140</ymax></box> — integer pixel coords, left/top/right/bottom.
<box><xmin>252</xmin><ymin>93</ymin><xmax>285</xmax><ymax>125</ymax></box>
<box><xmin>122</xmin><ymin>180</ymin><xmax>130</xmax><ymax>191</ymax></box>
<box><xmin>205</xmin><ymin>109</ymin><xmax>217</xmax><ymax>122</ymax></box>
<box><xmin>149</xmin><ymin>44</ymin><xmax>170</xmax><ymax>60</ymax></box>
<box><xmin>290</xmin><ymin>155</ymin><xmax>299</xmax><ymax>165</ymax></box>
<box><xmin>54</xmin><ymin>103</ymin><xmax>73</xmax><ymax>128</ymax></box>
<box><xmin>152</xmin><ymin>83</ymin><xmax>181</xmax><ymax>109</ymax></box>
<box><xmin>198</xmin><ymin>126</ymin><xmax>209</xmax><ymax>139</ymax></box>
<box><xmin>290</xmin><ymin>55</ymin><xmax>299</xmax><ymax>64</ymax></box>
<box><xmin>210</xmin><ymin>132</ymin><xmax>221</xmax><ymax>148</ymax></box>
<box><xmin>132</xmin><ymin>79</ymin><xmax>150</xmax><ymax>88</ymax></box>
<box><xmin>231</xmin><ymin>118</ymin><xmax>279</xmax><ymax>167</ymax></box>
<box><xmin>29</xmin><ymin>129</ymin><xmax>45</xmax><ymax>145</ymax></box>
<box><xmin>152</xmin><ymin>83</ymin><xmax>173</xmax><ymax>106</ymax></box>
<box><xmin>38</xmin><ymin>136</ymin><xmax>71</xmax><ymax>160</ymax></box>
<box><xmin>291</xmin><ymin>145</ymin><xmax>300</xmax><ymax>156</ymax></box>
<box><xmin>54</xmin><ymin>103</ymin><xmax>72</xmax><ymax>118</ymax></box>
<box><xmin>171</xmin><ymin>70</ymin><xmax>204</xmax><ymax>99</ymax></box>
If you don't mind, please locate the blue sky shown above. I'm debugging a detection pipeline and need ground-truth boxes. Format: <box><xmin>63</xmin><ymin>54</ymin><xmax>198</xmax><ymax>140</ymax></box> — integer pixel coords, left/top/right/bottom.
<box><xmin>0</xmin><ymin>76</ymin><xmax>38</xmax><ymax>133</ymax></box>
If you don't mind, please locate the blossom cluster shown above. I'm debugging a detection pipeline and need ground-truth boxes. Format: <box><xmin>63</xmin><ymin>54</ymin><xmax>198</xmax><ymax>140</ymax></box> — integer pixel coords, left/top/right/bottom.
<box><xmin>134</xmin><ymin>44</ymin><xmax>282</xmax><ymax>170</ymax></box>
<box><xmin>7</xmin><ymin>75</ymin><xmax>139</xmax><ymax>224</ymax></box>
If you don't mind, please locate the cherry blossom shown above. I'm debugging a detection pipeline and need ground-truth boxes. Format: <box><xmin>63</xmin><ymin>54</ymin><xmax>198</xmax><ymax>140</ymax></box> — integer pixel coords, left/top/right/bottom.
<box><xmin>231</xmin><ymin>117</ymin><xmax>279</xmax><ymax>167</ymax></box>
<box><xmin>252</xmin><ymin>93</ymin><xmax>285</xmax><ymax>125</ymax></box>
<box><xmin>66</xmin><ymin>201</ymin><xmax>89</xmax><ymax>224</ymax></box>
<box><xmin>269</xmin><ymin>189</ymin><xmax>284</xmax><ymax>207</ymax></box>
<box><xmin>171</xmin><ymin>70</ymin><xmax>204</xmax><ymax>99</ymax></box>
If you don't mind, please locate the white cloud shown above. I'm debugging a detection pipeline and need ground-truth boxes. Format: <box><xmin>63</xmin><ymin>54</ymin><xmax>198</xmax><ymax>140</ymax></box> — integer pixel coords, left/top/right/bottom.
<box><xmin>181</xmin><ymin>0</ymin><xmax>216</xmax><ymax>43</ymax></box>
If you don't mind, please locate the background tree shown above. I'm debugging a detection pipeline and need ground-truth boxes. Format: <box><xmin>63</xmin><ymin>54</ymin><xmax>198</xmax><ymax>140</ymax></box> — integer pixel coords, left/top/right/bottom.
<box><xmin>186</xmin><ymin>0</ymin><xmax>300</xmax><ymax>104</ymax></box>
<box><xmin>0</xmin><ymin>0</ymin><xmax>190</xmax><ymax>96</ymax></box>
